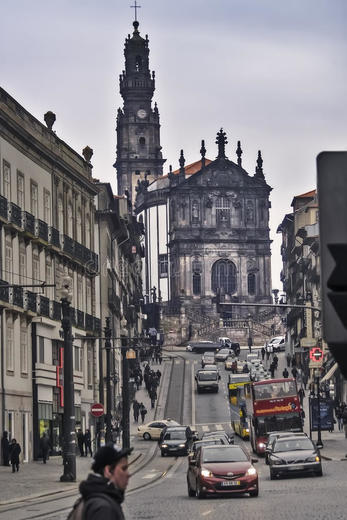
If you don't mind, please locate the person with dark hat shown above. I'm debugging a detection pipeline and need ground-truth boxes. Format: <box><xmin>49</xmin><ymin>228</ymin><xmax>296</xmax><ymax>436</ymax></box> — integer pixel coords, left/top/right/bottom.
<box><xmin>78</xmin><ymin>444</ymin><xmax>133</xmax><ymax>519</ymax></box>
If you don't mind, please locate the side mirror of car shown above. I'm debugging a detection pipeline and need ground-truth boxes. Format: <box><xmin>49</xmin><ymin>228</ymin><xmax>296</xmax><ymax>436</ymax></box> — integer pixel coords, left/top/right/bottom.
<box><xmin>251</xmin><ymin>458</ymin><xmax>258</xmax><ymax>463</ymax></box>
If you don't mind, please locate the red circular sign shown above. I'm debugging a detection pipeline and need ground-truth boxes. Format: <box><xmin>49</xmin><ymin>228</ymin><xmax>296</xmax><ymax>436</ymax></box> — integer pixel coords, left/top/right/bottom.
<box><xmin>91</xmin><ymin>403</ymin><xmax>104</xmax><ymax>417</ymax></box>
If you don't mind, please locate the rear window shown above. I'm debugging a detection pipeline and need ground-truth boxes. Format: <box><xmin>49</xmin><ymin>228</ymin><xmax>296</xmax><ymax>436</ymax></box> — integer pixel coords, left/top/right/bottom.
<box><xmin>198</xmin><ymin>372</ymin><xmax>218</xmax><ymax>381</ymax></box>
<box><xmin>202</xmin><ymin>446</ymin><xmax>248</xmax><ymax>463</ymax></box>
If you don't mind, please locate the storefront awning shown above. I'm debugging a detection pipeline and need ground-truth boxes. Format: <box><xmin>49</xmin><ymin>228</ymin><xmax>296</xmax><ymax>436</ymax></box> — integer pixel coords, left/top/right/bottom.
<box><xmin>321</xmin><ymin>362</ymin><xmax>338</xmax><ymax>383</ymax></box>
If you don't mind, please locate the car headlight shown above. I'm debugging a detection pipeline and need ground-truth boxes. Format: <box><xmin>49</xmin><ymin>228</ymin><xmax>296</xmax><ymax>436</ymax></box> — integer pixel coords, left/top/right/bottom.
<box><xmin>201</xmin><ymin>467</ymin><xmax>213</xmax><ymax>477</ymax></box>
<box><xmin>179</xmin><ymin>443</ymin><xmax>186</xmax><ymax>448</ymax></box>
<box><xmin>257</xmin><ymin>442</ymin><xmax>265</xmax><ymax>449</ymax></box>
<box><xmin>272</xmin><ymin>458</ymin><xmax>284</xmax><ymax>465</ymax></box>
<box><xmin>161</xmin><ymin>444</ymin><xmax>168</xmax><ymax>448</ymax></box>
<box><xmin>245</xmin><ymin>428</ymin><xmax>250</xmax><ymax>433</ymax></box>
<box><xmin>247</xmin><ymin>467</ymin><xmax>257</xmax><ymax>476</ymax></box>
<box><xmin>306</xmin><ymin>456</ymin><xmax>320</xmax><ymax>462</ymax></box>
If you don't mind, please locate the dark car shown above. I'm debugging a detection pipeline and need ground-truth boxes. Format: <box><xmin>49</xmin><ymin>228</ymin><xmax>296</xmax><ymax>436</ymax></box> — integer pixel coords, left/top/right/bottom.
<box><xmin>265</xmin><ymin>431</ymin><xmax>308</xmax><ymax>464</ymax></box>
<box><xmin>188</xmin><ymin>437</ymin><xmax>227</xmax><ymax>463</ymax></box>
<box><xmin>159</xmin><ymin>425</ymin><xmax>196</xmax><ymax>445</ymax></box>
<box><xmin>202</xmin><ymin>429</ymin><xmax>235</xmax><ymax>445</ymax></box>
<box><xmin>187</xmin><ymin>445</ymin><xmax>259</xmax><ymax>498</ymax></box>
<box><xmin>160</xmin><ymin>426</ymin><xmax>191</xmax><ymax>456</ymax></box>
<box><xmin>268</xmin><ymin>436</ymin><xmax>322</xmax><ymax>479</ymax></box>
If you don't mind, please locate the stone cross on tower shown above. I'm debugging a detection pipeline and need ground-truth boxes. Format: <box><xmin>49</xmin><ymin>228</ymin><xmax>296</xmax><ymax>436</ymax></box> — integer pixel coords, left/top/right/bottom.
<box><xmin>130</xmin><ymin>1</ymin><xmax>141</xmax><ymax>21</ymax></box>
<box><xmin>216</xmin><ymin>128</ymin><xmax>228</xmax><ymax>159</ymax></box>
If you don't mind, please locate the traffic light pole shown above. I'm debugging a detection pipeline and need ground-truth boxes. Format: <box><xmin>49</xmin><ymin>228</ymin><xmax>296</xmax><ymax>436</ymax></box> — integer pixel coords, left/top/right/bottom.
<box><xmin>121</xmin><ymin>334</ymin><xmax>130</xmax><ymax>449</ymax></box>
<box><xmin>104</xmin><ymin>317</ymin><xmax>112</xmax><ymax>444</ymax></box>
<box><xmin>315</xmin><ymin>370</ymin><xmax>324</xmax><ymax>449</ymax></box>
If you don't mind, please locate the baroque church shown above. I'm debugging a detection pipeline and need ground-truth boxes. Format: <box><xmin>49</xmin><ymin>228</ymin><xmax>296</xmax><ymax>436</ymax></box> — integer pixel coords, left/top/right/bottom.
<box><xmin>114</xmin><ymin>19</ymin><xmax>273</xmax><ymax>335</ymax></box>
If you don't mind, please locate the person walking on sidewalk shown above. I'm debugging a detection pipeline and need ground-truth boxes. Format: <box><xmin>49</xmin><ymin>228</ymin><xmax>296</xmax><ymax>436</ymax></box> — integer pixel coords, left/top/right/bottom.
<box><xmin>9</xmin><ymin>438</ymin><xmax>21</xmax><ymax>473</ymax></box>
<box><xmin>85</xmin><ymin>429</ymin><xmax>93</xmax><ymax>457</ymax></box>
<box><xmin>261</xmin><ymin>347</ymin><xmax>265</xmax><ymax>361</ymax></box>
<box><xmin>1</xmin><ymin>431</ymin><xmax>10</xmax><ymax>466</ymax></box>
<box><xmin>335</xmin><ymin>403</ymin><xmax>344</xmax><ymax>431</ymax></box>
<box><xmin>139</xmin><ymin>403</ymin><xmax>147</xmax><ymax>424</ymax></box>
<box><xmin>298</xmin><ymin>387</ymin><xmax>305</xmax><ymax>406</ymax></box>
<box><xmin>77</xmin><ymin>444</ymin><xmax>133</xmax><ymax>520</ymax></box>
<box><xmin>342</xmin><ymin>404</ymin><xmax>347</xmax><ymax>438</ymax></box>
<box><xmin>39</xmin><ymin>432</ymin><xmax>51</xmax><ymax>463</ymax></box>
<box><xmin>282</xmin><ymin>367</ymin><xmax>289</xmax><ymax>379</ymax></box>
<box><xmin>133</xmin><ymin>400</ymin><xmax>140</xmax><ymax>423</ymax></box>
<box><xmin>77</xmin><ymin>429</ymin><xmax>85</xmax><ymax>456</ymax></box>
<box><xmin>291</xmin><ymin>366</ymin><xmax>298</xmax><ymax>379</ymax></box>
<box><xmin>286</xmin><ymin>352</ymin><xmax>291</xmax><ymax>368</ymax></box>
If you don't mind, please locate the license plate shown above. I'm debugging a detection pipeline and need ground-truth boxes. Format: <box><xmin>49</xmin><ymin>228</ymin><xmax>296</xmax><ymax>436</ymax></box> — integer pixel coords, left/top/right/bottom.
<box><xmin>221</xmin><ymin>480</ymin><xmax>240</xmax><ymax>487</ymax></box>
<box><xmin>289</xmin><ymin>465</ymin><xmax>304</xmax><ymax>470</ymax></box>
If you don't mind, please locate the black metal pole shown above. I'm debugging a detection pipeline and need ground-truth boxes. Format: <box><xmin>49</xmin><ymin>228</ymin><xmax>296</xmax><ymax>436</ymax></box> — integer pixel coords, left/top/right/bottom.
<box><xmin>105</xmin><ymin>317</ymin><xmax>112</xmax><ymax>444</ymax></box>
<box><xmin>121</xmin><ymin>334</ymin><xmax>130</xmax><ymax>449</ymax></box>
<box><xmin>316</xmin><ymin>372</ymin><xmax>324</xmax><ymax>449</ymax></box>
<box><xmin>60</xmin><ymin>298</ymin><xmax>76</xmax><ymax>482</ymax></box>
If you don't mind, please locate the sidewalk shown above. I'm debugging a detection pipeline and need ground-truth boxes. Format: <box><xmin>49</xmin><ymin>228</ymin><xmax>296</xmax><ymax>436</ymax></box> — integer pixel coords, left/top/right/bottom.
<box><xmin>0</xmin><ymin>356</ymin><xmax>171</xmax><ymax>505</ymax></box>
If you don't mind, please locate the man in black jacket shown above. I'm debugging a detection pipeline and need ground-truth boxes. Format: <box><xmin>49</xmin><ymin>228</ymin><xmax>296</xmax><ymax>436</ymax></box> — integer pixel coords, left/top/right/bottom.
<box><xmin>79</xmin><ymin>444</ymin><xmax>133</xmax><ymax>520</ymax></box>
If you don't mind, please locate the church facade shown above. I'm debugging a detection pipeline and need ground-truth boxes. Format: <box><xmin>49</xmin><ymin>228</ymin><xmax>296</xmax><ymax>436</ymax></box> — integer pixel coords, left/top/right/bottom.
<box><xmin>115</xmin><ymin>20</ymin><xmax>273</xmax><ymax>322</ymax></box>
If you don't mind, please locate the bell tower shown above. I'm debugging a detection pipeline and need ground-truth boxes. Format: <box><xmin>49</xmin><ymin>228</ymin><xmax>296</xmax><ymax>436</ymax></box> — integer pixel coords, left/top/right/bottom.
<box><xmin>114</xmin><ymin>19</ymin><xmax>166</xmax><ymax>201</ymax></box>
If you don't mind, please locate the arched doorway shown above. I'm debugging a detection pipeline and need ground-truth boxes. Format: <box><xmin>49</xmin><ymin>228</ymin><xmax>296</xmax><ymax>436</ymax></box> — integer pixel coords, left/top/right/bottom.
<box><xmin>211</xmin><ymin>259</ymin><xmax>237</xmax><ymax>295</ymax></box>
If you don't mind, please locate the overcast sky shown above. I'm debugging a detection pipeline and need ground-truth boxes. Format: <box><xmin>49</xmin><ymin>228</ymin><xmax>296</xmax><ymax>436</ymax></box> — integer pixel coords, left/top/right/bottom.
<box><xmin>1</xmin><ymin>0</ymin><xmax>346</xmax><ymax>289</ymax></box>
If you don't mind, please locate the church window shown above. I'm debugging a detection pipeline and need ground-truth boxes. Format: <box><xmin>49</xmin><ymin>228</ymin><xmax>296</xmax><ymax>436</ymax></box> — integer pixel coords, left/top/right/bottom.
<box><xmin>248</xmin><ymin>273</ymin><xmax>256</xmax><ymax>295</ymax></box>
<box><xmin>193</xmin><ymin>273</ymin><xmax>201</xmax><ymax>295</ymax></box>
<box><xmin>159</xmin><ymin>254</ymin><xmax>168</xmax><ymax>278</ymax></box>
<box><xmin>191</xmin><ymin>200</ymin><xmax>200</xmax><ymax>224</ymax></box>
<box><xmin>246</xmin><ymin>201</ymin><xmax>254</xmax><ymax>223</ymax></box>
<box><xmin>139</xmin><ymin>137</ymin><xmax>146</xmax><ymax>146</ymax></box>
<box><xmin>135</xmin><ymin>55</ymin><xmax>142</xmax><ymax>72</ymax></box>
<box><xmin>211</xmin><ymin>260</ymin><xmax>237</xmax><ymax>295</ymax></box>
<box><xmin>216</xmin><ymin>197</ymin><xmax>230</xmax><ymax>225</ymax></box>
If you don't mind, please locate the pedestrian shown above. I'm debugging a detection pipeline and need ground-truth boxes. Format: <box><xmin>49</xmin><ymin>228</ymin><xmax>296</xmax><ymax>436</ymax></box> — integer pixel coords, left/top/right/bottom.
<box><xmin>286</xmin><ymin>353</ymin><xmax>291</xmax><ymax>368</ymax></box>
<box><xmin>292</xmin><ymin>366</ymin><xmax>298</xmax><ymax>379</ymax></box>
<box><xmin>148</xmin><ymin>327</ymin><xmax>157</xmax><ymax>346</ymax></box>
<box><xmin>269</xmin><ymin>361</ymin><xmax>276</xmax><ymax>378</ymax></box>
<box><xmin>282</xmin><ymin>367</ymin><xmax>289</xmax><ymax>379</ymax></box>
<box><xmin>77</xmin><ymin>429</ymin><xmax>85</xmax><ymax>456</ymax></box>
<box><xmin>150</xmin><ymin>389</ymin><xmax>157</xmax><ymax>409</ymax></box>
<box><xmin>85</xmin><ymin>429</ymin><xmax>93</xmax><ymax>456</ymax></box>
<box><xmin>291</xmin><ymin>355</ymin><xmax>297</xmax><ymax>368</ymax></box>
<box><xmin>158</xmin><ymin>352</ymin><xmax>162</xmax><ymax>365</ymax></box>
<box><xmin>1</xmin><ymin>431</ymin><xmax>10</xmax><ymax>467</ymax></box>
<box><xmin>303</xmin><ymin>371</ymin><xmax>308</xmax><ymax>390</ymax></box>
<box><xmin>266</xmin><ymin>348</ymin><xmax>270</xmax><ymax>361</ymax></box>
<box><xmin>9</xmin><ymin>438</ymin><xmax>21</xmax><ymax>473</ymax></box>
<box><xmin>342</xmin><ymin>404</ymin><xmax>347</xmax><ymax>439</ymax></box>
<box><xmin>139</xmin><ymin>403</ymin><xmax>147</xmax><ymax>424</ymax></box>
<box><xmin>335</xmin><ymin>403</ymin><xmax>344</xmax><ymax>431</ymax></box>
<box><xmin>133</xmin><ymin>400</ymin><xmax>139</xmax><ymax>423</ymax></box>
<box><xmin>273</xmin><ymin>354</ymin><xmax>278</xmax><ymax>368</ymax></box>
<box><xmin>261</xmin><ymin>347</ymin><xmax>265</xmax><ymax>361</ymax></box>
<box><xmin>298</xmin><ymin>387</ymin><xmax>305</xmax><ymax>406</ymax></box>
<box><xmin>39</xmin><ymin>432</ymin><xmax>51</xmax><ymax>463</ymax></box>
<box><xmin>76</xmin><ymin>444</ymin><xmax>133</xmax><ymax>520</ymax></box>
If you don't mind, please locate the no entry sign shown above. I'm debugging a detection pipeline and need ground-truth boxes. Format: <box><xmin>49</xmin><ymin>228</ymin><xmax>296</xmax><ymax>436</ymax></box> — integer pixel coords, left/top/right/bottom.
<box><xmin>91</xmin><ymin>403</ymin><xmax>104</xmax><ymax>417</ymax></box>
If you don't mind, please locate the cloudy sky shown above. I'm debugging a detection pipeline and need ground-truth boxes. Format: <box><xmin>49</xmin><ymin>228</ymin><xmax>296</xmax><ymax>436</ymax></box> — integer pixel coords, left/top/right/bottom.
<box><xmin>1</xmin><ymin>0</ymin><xmax>346</xmax><ymax>288</ymax></box>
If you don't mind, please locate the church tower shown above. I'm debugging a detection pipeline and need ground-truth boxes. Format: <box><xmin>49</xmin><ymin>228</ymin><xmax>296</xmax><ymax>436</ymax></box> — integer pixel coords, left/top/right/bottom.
<box><xmin>114</xmin><ymin>19</ymin><xmax>165</xmax><ymax>201</ymax></box>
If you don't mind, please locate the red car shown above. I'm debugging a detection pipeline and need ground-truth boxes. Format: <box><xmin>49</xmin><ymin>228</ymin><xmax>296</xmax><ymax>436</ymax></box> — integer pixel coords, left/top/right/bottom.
<box><xmin>187</xmin><ymin>444</ymin><xmax>259</xmax><ymax>498</ymax></box>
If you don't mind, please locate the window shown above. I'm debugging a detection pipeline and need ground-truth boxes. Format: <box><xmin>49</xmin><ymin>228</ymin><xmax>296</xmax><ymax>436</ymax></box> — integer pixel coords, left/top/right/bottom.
<box><xmin>211</xmin><ymin>260</ymin><xmax>237</xmax><ymax>295</ymax></box>
<box><xmin>20</xmin><ymin>318</ymin><xmax>28</xmax><ymax>375</ymax></box>
<box><xmin>87</xmin><ymin>344</ymin><xmax>93</xmax><ymax>388</ymax></box>
<box><xmin>3</xmin><ymin>160</ymin><xmax>11</xmax><ymax>200</ymax></box>
<box><xmin>193</xmin><ymin>273</ymin><xmax>201</xmax><ymax>295</ymax></box>
<box><xmin>6</xmin><ymin>314</ymin><xmax>14</xmax><ymax>372</ymax></box>
<box><xmin>38</xmin><ymin>336</ymin><xmax>45</xmax><ymax>363</ymax></box>
<box><xmin>5</xmin><ymin>233</ymin><xmax>13</xmax><ymax>283</ymax></box>
<box><xmin>159</xmin><ymin>254</ymin><xmax>168</xmax><ymax>278</ymax></box>
<box><xmin>77</xmin><ymin>273</ymin><xmax>83</xmax><ymax>310</ymax></box>
<box><xmin>248</xmin><ymin>273</ymin><xmax>256</xmax><ymax>295</ymax></box>
<box><xmin>58</xmin><ymin>196</ymin><xmax>64</xmax><ymax>233</ymax></box>
<box><xmin>216</xmin><ymin>197</ymin><xmax>230</xmax><ymax>225</ymax></box>
<box><xmin>191</xmin><ymin>200</ymin><xmax>200</xmax><ymax>224</ymax></box>
<box><xmin>45</xmin><ymin>255</ymin><xmax>53</xmax><ymax>299</ymax></box>
<box><xmin>74</xmin><ymin>346</ymin><xmax>83</xmax><ymax>372</ymax></box>
<box><xmin>17</xmin><ymin>171</ymin><xmax>25</xmax><ymax>208</ymax></box>
<box><xmin>32</xmin><ymin>247</ymin><xmax>40</xmax><ymax>290</ymax></box>
<box><xmin>86</xmin><ymin>278</ymin><xmax>92</xmax><ymax>314</ymax></box>
<box><xmin>19</xmin><ymin>240</ymin><xmax>26</xmax><ymax>284</ymax></box>
<box><xmin>135</xmin><ymin>55</ymin><xmax>142</xmax><ymax>71</ymax></box>
<box><xmin>85</xmin><ymin>214</ymin><xmax>91</xmax><ymax>249</ymax></box>
<box><xmin>139</xmin><ymin>137</ymin><xmax>146</xmax><ymax>146</ymax></box>
<box><xmin>67</xmin><ymin>202</ymin><xmax>73</xmax><ymax>237</ymax></box>
<box><xmin>30</xmin><ymin>181</ymin><xmax>38</xmax><ymax>217</ymax></box>
<box><xmin>76</xmin><ymin>207</ymin><xmax>82</xmax><ymax>243</ymax></box>
<box><xmin>43</xmin><ymin>189</ymin><xmax>51</xmax><ymax>226</ymax></box>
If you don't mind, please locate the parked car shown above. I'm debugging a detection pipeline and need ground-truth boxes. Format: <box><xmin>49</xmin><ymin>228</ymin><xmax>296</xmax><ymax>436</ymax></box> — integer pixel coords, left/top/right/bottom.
<box><xmin>137</xmin><ymin>419</ymin><xmax>180</xmax><ymax>440</ymax></box>
<box><xmin>265</xmin><ymin>336</ymin><xmax>286</xmax><ymax>352</ymax></box>
<box><xmin>187</xmin><ymin>445</ymin><xmax>259</xmax><ymax>498</ymax></box>
<box><xmin>268</xmin><ymin>436</ymin><xmax>322</xmax><ymax>479</ymax></box>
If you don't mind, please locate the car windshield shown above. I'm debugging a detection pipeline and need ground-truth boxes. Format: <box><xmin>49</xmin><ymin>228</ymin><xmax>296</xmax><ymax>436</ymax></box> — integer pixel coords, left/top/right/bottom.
<box><xmin>273</xmin><ymin>438</ymin><xmax>314</xmax><ymax>452</ymax></box>
<box><xmin>164</xmin><ymin>431</ymin><xmax>186</xmax><ymax>440</ymax></box>
<box><xmin>202</xmin><ymin>447</ymin><xmax>248</xmax><ymax>463</ymax></box>
<box><xmin>198</xmin><ymin>372</ymin><xmax>218</xmax><ymax>381</ymax></box>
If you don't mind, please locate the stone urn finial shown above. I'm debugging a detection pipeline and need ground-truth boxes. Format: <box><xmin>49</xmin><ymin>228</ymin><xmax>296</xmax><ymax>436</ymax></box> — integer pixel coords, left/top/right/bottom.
<box><xmin>82</xmin><ymin>146</ymin><xmax>93</xmax><ymax>163</ymax></box>
<box><xmin>44</xmin><ymin>111</ymin><xmax>56</xmax><ymax>130</ymax></box>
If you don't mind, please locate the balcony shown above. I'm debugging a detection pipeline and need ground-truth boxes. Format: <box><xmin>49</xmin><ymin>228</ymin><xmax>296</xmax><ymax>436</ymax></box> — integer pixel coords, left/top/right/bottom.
<box><xmin>36</xmin><ymin>219</ymin><xmax>48</xmax><ymax>242</ymax></box>
<box><xmin>70</xmin><ymin>307</ymin><xmax>77</xmax><ymax>326</ymax></box>
<box><xmin>85</xmin><ymin>313</ymin><xmax>94</xmax><ymax>331</ymax></box>
<box><xmin>108</xmin><ymin>288</ymin><xmax>121</xmax><ymax>315</ymax></box>
<box><xmin>74</xmin><ymin>242</ymin><xmax>85</xmax><ymax>263</ymax></box>
<box><xmin>9</xmin><ymin>203</ymin><xmax>22</xmax><ymax>228</ymax></box>
<box><xmin>0</xmin><ymin>196</ymin><xmax>7</xmax><ymax>220</ymax></box>
<box><xmin>51</xmin><ymin>300</ymin><xmax>61</xmax><ymax>321</ymax></box>
<box><xmin>12</xmin><ymin>286</ymin><xmax>23</xmax><ymax>307</ymax></box>
<box><xmin>39</xmin><ymin>295</ymin><xmax>50</xmax><ymax>317</ymax></box>
<box><xmin>22</xmin><ymin>211</ymin><xmax>36</xmax><ymax>235</ymax></box>
<box><xmin>63</xmin><ymin>235</ymin><xmax>74</xmax><ymax>256</ymax></box>
<box><xmin>49</xmin><ymin>227</ymin><xmax>60</xmax><ymax>248</ymax></box>
<box><xmin>94</xmin><ymin>317</ymin><xmax>101</xmax><ymax>333</ymax></box>
<box><xmin>0</xmin><ymin>280</ymin><xmax>9</xmax><ymax>303</ymax></box>
<box><xmin>77</xmin><ymin>309</ymin><xmax>85</xmax><ymax>329</ymax></box>
<box><xmin>26</xmin><ymin>291</ymin><xmax>37</xmax><ymax>313</ymax></box>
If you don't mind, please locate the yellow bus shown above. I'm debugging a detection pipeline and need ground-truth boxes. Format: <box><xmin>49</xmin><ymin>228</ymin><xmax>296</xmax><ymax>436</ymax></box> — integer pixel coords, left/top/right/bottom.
<box><xmin>228</xmin><ymin>373</ymin><xmax>251</xmax><ymax>439</ymax></box>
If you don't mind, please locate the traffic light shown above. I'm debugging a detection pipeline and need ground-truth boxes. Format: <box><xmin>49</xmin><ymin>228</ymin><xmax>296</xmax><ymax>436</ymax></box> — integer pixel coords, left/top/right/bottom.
<box><xmin>317</xmin><ymin>151</ymin><xmax>347</xmax><ymax>378</ymax></box>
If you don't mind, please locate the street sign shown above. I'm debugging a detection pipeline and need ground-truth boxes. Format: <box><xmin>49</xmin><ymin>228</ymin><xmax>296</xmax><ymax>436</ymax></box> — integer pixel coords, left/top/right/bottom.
<box><xmin>309</xmin><ymin>347</ymin><xmax>323</xmax><ymax>362</ymax></box>
<box><xmin>91</xmin><ymin>403</ymin><xmax>104</xmax><ymax>417</ymax></box>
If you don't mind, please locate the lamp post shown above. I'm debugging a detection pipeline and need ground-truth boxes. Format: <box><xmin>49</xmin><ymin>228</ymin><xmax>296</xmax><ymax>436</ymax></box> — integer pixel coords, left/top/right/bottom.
<box><xmin>247</xmin><ymin>313</ymin><xmax>253</xmax><ymax>353</ymax></box>
<box><xmin>60</xmin><ymin>277</ymin><xmax>76</xmax><ymax>482</ymax></box>
<box><xmin>315</xmin><ymin>368</ymin><xmax>324</xmax><ymax>449</ymax></box>
<box><xmin>121</xmin><ymin>329</ymin><xmax>130</xmax><ymax>450</ymax></box>
<box><xmin>104</xmin><ymin>317</ymin><xmax>112</xmax><ymax>444</ymax></box>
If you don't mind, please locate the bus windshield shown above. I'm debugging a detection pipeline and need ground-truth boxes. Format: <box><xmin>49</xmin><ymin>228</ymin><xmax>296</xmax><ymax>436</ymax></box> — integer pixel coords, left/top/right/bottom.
<box><xmin>253</xmin><ymin>380</ymin><xmax>296</xmax><ymax>400</ymax></box>
<box><xmin>255</xmin><ymin>412</ymin><xmax>302</xmax><ymax>435</ymax></box>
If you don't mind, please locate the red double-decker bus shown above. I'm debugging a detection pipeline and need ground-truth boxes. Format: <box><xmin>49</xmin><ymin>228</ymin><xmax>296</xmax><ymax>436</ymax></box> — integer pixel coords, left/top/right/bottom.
<box><xmin>245</xmin><ymin>378</ymin><xmax>303</xmax><ymax>455</ymax></box>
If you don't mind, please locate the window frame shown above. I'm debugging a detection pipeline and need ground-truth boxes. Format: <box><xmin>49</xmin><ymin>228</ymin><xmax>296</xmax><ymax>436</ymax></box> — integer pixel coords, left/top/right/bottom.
<box><xmin>17</xmin><ymin>170</ymin><xmax>25</xmax><ymax>208</ymax></box>
<box><xmin>30</xmin><ymin>180</ymin><xmax>38</xmax><ymax>218</ymax></box>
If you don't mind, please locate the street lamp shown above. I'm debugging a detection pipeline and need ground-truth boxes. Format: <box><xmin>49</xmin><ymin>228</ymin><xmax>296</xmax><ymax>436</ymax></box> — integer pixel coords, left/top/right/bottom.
<box><xmin>315</xmin><ymin>368</ymin><xmax>324</xmax><ymax>449</ymax></box>
<box><xmin>120</xmin><ymin>320</ymin><xmax>130</xmax><ymax>450</ymax></box>
<box><xmin>247</xmin><ymin>313</ymin><xmax>253</xmax><ymax>353</ymax></box>
<box><xmin>60</xmin><ymin>277</ymin><xmax>76</xmax><ymax>482</ymax></box>
<box><xmin>104</xmin><ymin>317</ymin><xmax>112</xmax><ymax>444</ymax></box>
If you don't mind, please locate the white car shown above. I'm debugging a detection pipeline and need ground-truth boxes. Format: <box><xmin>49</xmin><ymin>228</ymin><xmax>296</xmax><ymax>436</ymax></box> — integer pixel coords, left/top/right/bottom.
<box><xmin>266</xmin><ymin>336</ymin><xmax>286</xmax><ymax>352</ymax></box>
<box><xmin>137</xmin><ymin>419</ymin><xmax>180</xmax><ymax>440</ymax></box>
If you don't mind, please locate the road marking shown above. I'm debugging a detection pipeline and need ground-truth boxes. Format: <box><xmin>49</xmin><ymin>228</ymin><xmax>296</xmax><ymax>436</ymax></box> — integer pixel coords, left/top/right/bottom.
<box><xmin>202</xmin><ymin>510</ymin><xmax>212</xmax><ymax>516</ymax></box>
<box><xmin>202</xmin><ymin>425</ymin><xmax>210</xmax><ymax>432</ymax></box>
<box><xmin>191</xmin><ymin>363</ymin><xmax>196</xmax><ymax>428</ymax></box>
<box><xmin>215</xmin><ymin>424</ymin><xmax>224</xmax><ymax>430</ymax></box>
<box><xmin>175</xmin><ymin>360</ymin><xmax>181</xmax><ymax>364</ymax></box>
<box><xmin>142</xmin><ymin>472</ymin><xmax>160</xmax><ymax>479</ymax></box>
